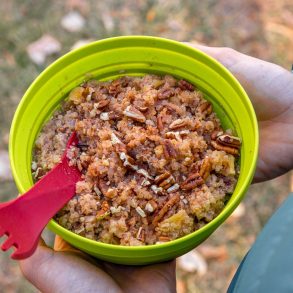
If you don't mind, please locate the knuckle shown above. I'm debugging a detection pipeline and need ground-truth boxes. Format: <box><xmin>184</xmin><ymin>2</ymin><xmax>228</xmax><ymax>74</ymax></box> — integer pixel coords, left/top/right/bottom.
<box><xmin>221</xmin><ymin>47</ymin><xmax>237</xmax><ymax>56</ymax></box>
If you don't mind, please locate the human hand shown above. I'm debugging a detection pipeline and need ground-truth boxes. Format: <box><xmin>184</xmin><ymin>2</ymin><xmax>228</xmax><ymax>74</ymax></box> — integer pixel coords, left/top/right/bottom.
<box><xmin>19</xmin><ymin>236</ymin><xmax>176</xmax><ymax>293</ymax></box>
<box><xmin>186</xmin><ymin>43</ymin><xmax>293</xmax><ymax>183</ymax></box>
<box><xmin>18</xmin><ymin>45</ymin><xmax>293</xmax><ymax>293</ymax></box>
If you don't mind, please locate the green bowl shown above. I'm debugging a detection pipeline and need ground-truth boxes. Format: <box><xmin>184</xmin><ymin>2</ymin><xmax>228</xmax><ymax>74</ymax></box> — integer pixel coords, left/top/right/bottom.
<box><xmin>9</xmin><ymin>36</ymin><xmax>258</xmax><ymax>265</ymax></box>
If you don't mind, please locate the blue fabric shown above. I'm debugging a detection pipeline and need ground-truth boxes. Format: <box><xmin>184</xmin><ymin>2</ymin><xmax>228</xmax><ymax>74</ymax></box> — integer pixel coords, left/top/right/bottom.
<box><xmin>228</xmin><ymin>195</ymin><xmax>293</xmax><ymax>293</ymax></box>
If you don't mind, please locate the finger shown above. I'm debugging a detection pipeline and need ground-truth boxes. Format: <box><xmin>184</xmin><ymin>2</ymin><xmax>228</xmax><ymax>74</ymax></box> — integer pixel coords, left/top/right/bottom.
<box><xmin>183</xmin><ymin>42</ymin><xmax>242</xmax><ymax>69</ymax></box>
<box><xmin>185</xmin><ymin>42</ymin><xmax>293</xmax><ymax>118</ymax></box>
<box><xmin>53</xmin><ymin>235</ymin><xmax>105</xmax><ymax>268</ymax></box>
<box><xmin>103</xmin><ymin>259</ymin><xmax>176</xmax><ymax>293</ymax></box>
<box><xmin>19</xmin><ymin>238</ymin><xmax>122</xmax><ymax>293</ymax></box>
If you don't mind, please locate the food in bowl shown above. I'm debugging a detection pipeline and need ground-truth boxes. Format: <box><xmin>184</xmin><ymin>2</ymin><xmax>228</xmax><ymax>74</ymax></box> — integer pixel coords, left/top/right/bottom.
<box><xmin>33</xmin><ymin>74</ymin><xmax>241</xmax><ymax>245</ymax></box>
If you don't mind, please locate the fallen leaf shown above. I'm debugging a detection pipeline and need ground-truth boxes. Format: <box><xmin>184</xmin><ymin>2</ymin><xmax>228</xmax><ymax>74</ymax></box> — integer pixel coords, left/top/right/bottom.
<box><xmin>71</xmin><ymin>39</ymin><xmax>94</xmax><ymax>51</ymax></box>
<box><xmin>65</xmin><ymin>0</ymin><xmax>89</xmax><ymax>14</ymax></box>
<box><xmin>177</xmin><ymin>250</ymin><xmax>207</xmax><ymax>275</ymax></box>
<box><xmin>101</xmin><ymin>12</ymin><xmax>115</xmax><ymax>32</ymax></box>
<box><xmin>146</xmin><ymin>8</ymin><xmax>156</xmax><ymax>22</ymax></box>
<box><xmin>61</xmin><ymin>11</ymin><xmax>85</xmax><ymax>32</ymax></box>
<box><xmin>167</xmin><ymin>19</ymin><xmax>182</xmax><ymax>31</ymax></box>
<box><xmin>0</xmin><ymin>150</ymin><xmax>13</xmax><ymax>181</ymax></box>
<box><xmin>197</xmin><ymin>244</ymin><xmax>228</xmax><ymax>262</ymax></box>
<box><xmin>26</xmin><ymin>34</ymin><xmax>61</xmax><ymax>65</ymax></box>
<box><xmin>3</xmin><ymin>51</ymin><xmax>15</xmax><ymax>66</ymax></box>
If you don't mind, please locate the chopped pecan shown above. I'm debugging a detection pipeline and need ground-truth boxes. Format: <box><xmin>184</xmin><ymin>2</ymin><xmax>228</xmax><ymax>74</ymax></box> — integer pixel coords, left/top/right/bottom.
<box><xmin>111</xmin><ymin>133</ymin><xmax>127</xmax><ymax>153</ymax></box>
<box><xmin>82</xmin><ymin>86</ymin><xmax>95</xmax><ymax>101</ymax></box>
<box><xmin>199</xmin><ymin>157</ymin><xmax>212</xmax><ymax>180</ymax></box>
<box><xmin>180</xmin><ymin>173</ymin><xmax>204</xmax><ymax>190</ymax></box>
<box><xmin>145</xmin><ymin>202</ymin><xmax>155</xmax><ymax>213</ymax></box>
<box><xmin>98</xmin><ymin>178</ymin><xmax>109</xmax><ymax>195</ymax></box>
<box><xmin>153</xmin><ymin>79</ymin><xmax>165</xmax><ymax>89</ymax></box>
<box><xmin>105</xmin><ymin>188</ymin><xmax>118</xmax><ymax>198</ymax></box>
<box><xmin>136</xmin><ymin>227</ymin><xmax>145</xmax><ymax>242</ymax></box>
<box><xmin>165</xmin><ymin>131</ymin><xmax>179</xmax><ymax>140</ymax></box>
<box><xmin>169</xmin><ymin>119</ymin><xmax>187</xmax><ymax>130</ymax></box>
<box><xmin>158</xmin><ymin>88</ymin><xmax>175</xmax><ymax>100</ymax></box>
<box><xmin>199</xmin><ymin>101</ymin><xmax>213</xmax><ymax>115</ymax></box>
<box><xmin>211</xmin><ymin>130</ymin><xmax>223</xmax><ymax>140</ymax></box>
<box><xmin>69</xmin><ymin>87</ymin><xmax>85</xmax><ymax>105</ymax></box>
<box><xmin>123</xmin><ymin>105</ymin><xmax>146</xmax><ymax>123</ymax></box>
<box><xmin>137</xmin><ymin>105</ymin><xmax>148</xmax><ymax>112</ymax></box>
<box><xmin>119</xmin><ymin>152</ymin><xmax>138</xmax><ymax>171</ymax></box>
<box><xmin>94</xmin><ymin>99</ymin><xmax>110</xmax><ymax>109</ymax></box>
<box><xmin>217</xmin><ymin>134</ymin><xmax>241</xmax><ymax>149</ymax></box>
<box><xmin>87</xmin><ymin>161</ymin><xmax>102</xmax><ymax>177</ymax></box>
<box><xmin>165</xmin><ymin>130</ymin><xmax>190</xmax><ymax>141</ymax></box>
<box><xmin>163</xmin><ymin>140</ymin><xmax>177</xmax><ymax>159</ymax></box>
<box><xmin>151</xmin><ymin>185</ymin><xmax>164</xmax><ymax>195</ymax></box>
<box><xmin>108</xmin><ymin>83</ymin><xmax>122</xmax><ymax>96</ymax></box>
<box><xmin>108</xmin><ymin>112</ymin><xmax>120</xmax><ymax>120</ymax></box>
<box><xmin>179</xmin><ymin>130</ymin><xmax>190</xmax><ymax>136</ymax></box>
<box><xmin>101</xmin><ymin>200</ymin><xmax>110</xmax><ymax>211</ymax></box>
<box><xmin>100</xmin><ymin>112</ymin><xmax>110</xmax><ymax>121</ymax></box>
<box><xmin>211</xmin><ymin>141</ymin><xmax>239</xmax><ymax>155</ymax></box>
<box><xmin>146</xmin><ymin>119</ymin><xmax>156</xmax><ymax>126</ymax></box>
<box><xmin>81</xmin><ymin>86</ymin><xmax>90</xmax><ymax>98</ymax></box>
<box><xmin>110</xmin><ymin>206</ymin><xmax>124</xmax><ymax>214</ymax></box>
<box><xmin>191</xmin><ymin>120</ymin><xmax>201</xmax><ymax>131</ymax></box>
<box><xmin>141</xmin><ymin>178</ymin><xmax>151</xmax><ymax>187</ymax></box>
<box><xmin>77</xmin><ymin>161</ymin><xmax>83</xmax><ymax>172</ymax></box>
<box><xmin>96</xmin><ymin>201</ymin><xmax>110</xmax><ymax>220</ymax></box>
<box><xmin>137</xmin><ymin>169</ymin><xmax>154</xmax><ymax>180</ymax></box>
<box><xmin>94</xmin><ymin>186</ymin><xmax>102</xmax><ymax>196</ymax></box>
<box><xmin>95</xmin><ymin>213</ymin><xmax>106</xmax><ymax>223</ymax></box>
<box><xmin>111</xmin><ymin>132</ymin><xmax>122</xmax><ymax>145</ymax></box>
<box><xmin>190</xmin><ymin>161</ymin><xmax>201</xmax><ymax>173</ymax></box>
<box><xmin>145</xmin><ymin>200</ymin><xmax>158</xmax><ymax>215</ymax></box>
<box><xmin>149</xmin><ymin>200</ymin><xmax>158</xmax><ymax>211</ymax></box>
<box><xmin>114</xmin><ymin>142</ymin><xmax>127</xmax><ymax>153</ymax></box>
<box><xmin>154</xmin><ymin>172</ymin><xmax>170</xmax><ymax>184</ymax></box>
<box><xmin>136</xmin><ymin>206</ymin><xmax>146</xmax><ymax>217</ymax></box>
<box><xmin>127</xmin><ymin>216</ymin><xmax>136</xmax><ymax>227</ymax></box>
<box><xmin>158</xmin><ymin>236</ymin><xmax>170</xmax><ymax>242</ymax></box>
<box><xmin>164</xmin><ymin>102</ymin><xmax>184</xmax><ymax>115</ymax></box>
<box><xmin>154</xmin><ymin>172</ymin><xmax>175</xmax><ymax>189</ymax></box>
<box><xmin>152</xmin><ymin>194</ymin><xmax>180</xmax><ymax>226</ymax></box>
<box><xmin>178</xmin><ymin>80</ymin><xmax>194</xmax><ymax>91</ymax></box>
<box><xmin>167</xmin><ymin>183</ymin><xmax>180</xmax><ymax>193</ymax></box>
<box><xmin>157</xmin><ymin>113</ymin><xmax>164</xmax><ymax>132</ymax></box>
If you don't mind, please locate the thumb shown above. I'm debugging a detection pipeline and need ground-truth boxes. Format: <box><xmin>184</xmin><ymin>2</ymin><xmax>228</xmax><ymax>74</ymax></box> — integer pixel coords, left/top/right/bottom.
<box><xmin>183</xmin><ymin>42</ymin><xmax>243</xmax><ymax>70</ymax></box>
<box><xmin>19</xmin><ymin>238</ymin><xmax>121</xmax><ymax>293</ymax></box>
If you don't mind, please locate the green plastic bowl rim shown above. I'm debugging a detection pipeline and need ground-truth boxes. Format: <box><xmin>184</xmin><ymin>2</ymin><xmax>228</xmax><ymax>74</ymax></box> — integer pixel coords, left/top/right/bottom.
<box><xmin>9</xmin><ymin>36</ymin><xmax>259</xmax><ymax>252</ymax></box>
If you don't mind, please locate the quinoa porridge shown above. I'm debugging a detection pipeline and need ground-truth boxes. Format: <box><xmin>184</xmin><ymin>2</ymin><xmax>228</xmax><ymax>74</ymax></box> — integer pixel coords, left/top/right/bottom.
<box><xmin>33</xmin><ymin>74</ymin><xmax>241</xmax><ymax>245</ymax></box>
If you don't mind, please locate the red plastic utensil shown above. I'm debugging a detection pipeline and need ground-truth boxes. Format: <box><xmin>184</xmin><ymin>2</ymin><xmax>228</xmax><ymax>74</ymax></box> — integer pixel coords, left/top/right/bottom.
<box><xmin>0</xmin><ymin>132</ymin><xmax>81</xmax><ymax>260</ymax></box>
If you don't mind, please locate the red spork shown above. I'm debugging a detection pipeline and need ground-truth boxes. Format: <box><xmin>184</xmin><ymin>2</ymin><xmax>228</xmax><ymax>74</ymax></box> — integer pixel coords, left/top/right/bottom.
<box><xmin>0</xmin><ymin>132</ymin><xmax>81</xmax><ymax>260</ymax></box>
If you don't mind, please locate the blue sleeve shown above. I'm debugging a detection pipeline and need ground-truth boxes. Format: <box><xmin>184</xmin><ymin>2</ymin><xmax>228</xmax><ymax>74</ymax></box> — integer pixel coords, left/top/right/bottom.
<box><xmin>228</xmin><ymin>194</ymin><xmax>293</xmax><ymax>293</ymax></box>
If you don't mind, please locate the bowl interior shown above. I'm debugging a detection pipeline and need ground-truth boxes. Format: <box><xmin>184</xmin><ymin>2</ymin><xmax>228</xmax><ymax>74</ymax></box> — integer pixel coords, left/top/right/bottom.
<box><xmin>9</xmin><ymin>36</ymin><xmax>258</xmax><ymax>264</ymax></box>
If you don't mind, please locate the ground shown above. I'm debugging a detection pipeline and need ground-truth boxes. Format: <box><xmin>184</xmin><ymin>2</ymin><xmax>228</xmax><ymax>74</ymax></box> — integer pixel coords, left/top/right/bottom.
<box><xmin>0</xmin><ymin>0</ymin><xmax>292</xmax><ymax>292</ymax></box>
